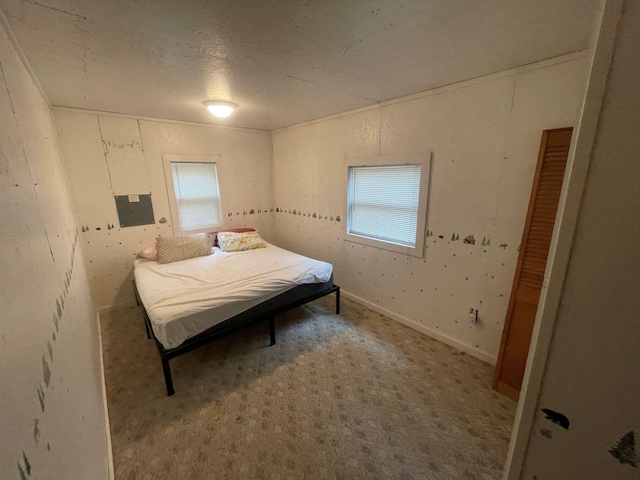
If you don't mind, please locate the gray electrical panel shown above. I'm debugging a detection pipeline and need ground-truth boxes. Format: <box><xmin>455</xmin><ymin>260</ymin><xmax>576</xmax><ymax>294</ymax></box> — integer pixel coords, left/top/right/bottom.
<box><xmin>114</xmin><ymin>194</ymin><xmax>155</xmax><ymax>228</ymax></box>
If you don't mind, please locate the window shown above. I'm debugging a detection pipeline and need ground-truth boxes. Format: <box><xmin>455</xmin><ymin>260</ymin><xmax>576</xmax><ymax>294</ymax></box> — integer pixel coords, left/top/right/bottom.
<box><xmin>345</xmin><ymin>154</ymin><xmax>430</xmax><ymax>257</ymax></box>
<box><xmin>163</xmin><ymin>155</ymin><xmax>223</xmax><ymax>234</ymax></box>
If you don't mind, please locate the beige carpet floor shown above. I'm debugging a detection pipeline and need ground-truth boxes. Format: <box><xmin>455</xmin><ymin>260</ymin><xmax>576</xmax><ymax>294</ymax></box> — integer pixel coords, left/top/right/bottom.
<box><xmin>100</xmin><ymin>295</ymin><xmax>516</xmax><ymax>480</ymax></box>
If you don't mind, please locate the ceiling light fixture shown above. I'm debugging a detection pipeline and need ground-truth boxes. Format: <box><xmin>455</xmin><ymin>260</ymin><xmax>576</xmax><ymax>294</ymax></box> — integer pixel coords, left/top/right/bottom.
<box><xmin>204</xmin><ymin>100</ymin><xmax>238</xmax><ymax>118</ymax></box>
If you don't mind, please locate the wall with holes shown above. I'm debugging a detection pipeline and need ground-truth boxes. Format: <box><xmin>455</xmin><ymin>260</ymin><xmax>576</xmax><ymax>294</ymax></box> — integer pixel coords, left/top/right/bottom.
<box><xmin>271</xmin><ymin>54</ymin><xmax>590</xmax><ymax>362</ymax></box>
<box><xmin>54</xmin><ymin>110</ymin><xmax>273</xmax><ymax>309</ymax></box>
<box><xmin>0</xmin><ymin>21</ymin><xmax>109</xmax><ymax>480</ymax></box>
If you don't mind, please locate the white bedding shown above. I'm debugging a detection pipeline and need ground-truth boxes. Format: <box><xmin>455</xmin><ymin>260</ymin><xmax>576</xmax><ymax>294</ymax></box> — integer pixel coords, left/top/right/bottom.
<box><xmin>134</xmin><ymin>242</ymin><xmax>333</xmax><ymax>349</ymax></box>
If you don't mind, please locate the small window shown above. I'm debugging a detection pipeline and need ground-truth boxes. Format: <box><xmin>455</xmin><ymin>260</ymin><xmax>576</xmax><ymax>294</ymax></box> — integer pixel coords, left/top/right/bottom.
<box><xmin>163</xmin><ymin>155</ymin><xmax>223</xmax><ymax>234</ymax></box>
<box><xmin>345</xmin><ymin>154</ymin><xmax>430</xmax><ymax>257</ymax></box>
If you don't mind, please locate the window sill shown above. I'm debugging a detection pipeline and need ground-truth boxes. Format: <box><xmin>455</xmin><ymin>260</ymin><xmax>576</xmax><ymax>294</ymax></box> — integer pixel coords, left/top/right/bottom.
<box><xmin>344</xmin><ymin>233</ymin><xmax>424</xmax><ymax>258</ymax></box>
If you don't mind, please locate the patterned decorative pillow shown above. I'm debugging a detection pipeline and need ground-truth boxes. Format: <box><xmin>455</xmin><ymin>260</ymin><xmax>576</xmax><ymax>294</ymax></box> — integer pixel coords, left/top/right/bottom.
<box><xmin>156</xmin><ymin>233</ymin><xmax>212</xmax><ymax>264</ymax></box>
<box><xmin>217</xmin><ymin>231</ymin><xmax>266</xmax><ymax>252</ymax></box>
<box><xmin>213</xmin><ymin>228</ymin><xmax>255</xmax><ymax>246</ymax></box>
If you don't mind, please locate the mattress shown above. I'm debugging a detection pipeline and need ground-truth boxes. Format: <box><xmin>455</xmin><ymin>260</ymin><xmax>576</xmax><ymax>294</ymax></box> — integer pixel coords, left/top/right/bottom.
<box><xmin>134</xmin><ymin>243</ymin><xmax>333</xmax><ymax>349</ymax></box>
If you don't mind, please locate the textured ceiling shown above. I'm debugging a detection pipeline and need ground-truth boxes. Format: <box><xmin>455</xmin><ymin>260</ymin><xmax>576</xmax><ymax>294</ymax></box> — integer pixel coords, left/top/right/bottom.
<box><xmin>2</xmin><ymin>0</ymin><xmax>601</xmax><ymax>130</ymax></box>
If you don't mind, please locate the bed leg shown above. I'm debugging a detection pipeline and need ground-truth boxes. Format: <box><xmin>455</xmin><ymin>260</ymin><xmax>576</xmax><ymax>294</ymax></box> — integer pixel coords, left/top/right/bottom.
<box><xmin>268</xmin><ymin>317</ymin><xmax>276</xmax><ymax>346</ymax></box>
<box><xmin>144</xmin><ymin>317</ymin><xmax>151</xmax><ymax>339</ymax></box>
<box><xmin>141</xmin><ymin>310</ymin><xmax>151</xmax><ymax>339</ymax></box>
<box><xmin>132</xmin><ymin>279</ymin><xmax>141</xmax><ymax>306</ymax></box>
<box><xmin>162</xmin><ymin>357</ymin><xmax>175</xmax><ymax>396</ymax></box>
<box><xmin>335</xmin><ymin>287</ymin><xmax>341</xmax><ymax>315</ymax></box>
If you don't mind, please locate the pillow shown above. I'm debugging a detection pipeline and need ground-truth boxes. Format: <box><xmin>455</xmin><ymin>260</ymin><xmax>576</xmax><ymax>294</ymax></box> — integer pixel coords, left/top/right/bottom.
<box><xmin>156</xmin><ymin>233</ymin><xmax>212</xmax><ymax>264</ymax></box>
<box><xmin>213</xmin><ymin>228</ymin><xmax>255</xmax><ymax>246</ymax></box>
<box><xmin>217</xmin><ymin>231</ymin><xmax>266</xmax><ymax>252</ymax></box>
<box><xmin>137</xmin><ymin>242</ymin><xmax>158</xmax><ymax>260</ymax></box>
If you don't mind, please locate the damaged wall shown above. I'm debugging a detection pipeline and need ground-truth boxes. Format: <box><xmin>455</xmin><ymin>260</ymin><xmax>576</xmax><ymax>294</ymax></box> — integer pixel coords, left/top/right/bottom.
<box><xmin>270</xmin><ymin>54</ymin><xmax>590</xmax><ymax>362</ymax></box>
<box><xmin>53</xmin><ymin>111</ymin><xmax>273</xmax><ymax>309</ymax></box>
<box><xmin>0</xmin><ymin>19</ymin><xmax>109</xmax><ymax>480</ymax></box>
<box><xmin>521</xmin><ymin>2</ymin><xmax>640</xmax><ymax>478</ymax></box>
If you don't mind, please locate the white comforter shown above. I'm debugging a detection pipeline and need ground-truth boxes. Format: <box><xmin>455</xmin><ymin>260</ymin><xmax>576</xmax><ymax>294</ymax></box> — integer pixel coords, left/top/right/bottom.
<box><xmin>134</xmin><ymin>243</ymin><xmax>333</xmax><ymax>349</ymax></box>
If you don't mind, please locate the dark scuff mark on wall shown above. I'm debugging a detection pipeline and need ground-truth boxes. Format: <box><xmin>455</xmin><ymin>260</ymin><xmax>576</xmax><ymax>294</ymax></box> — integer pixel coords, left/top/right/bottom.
<box><xmin>17</xmin><ymin>451</ymin><xmax>31</xmax><ymax>479</ymax></box>
<box><xmin>159</xmin><ymin>217</ymin><xmax>167</xmax><ymax>223</ymax></box>
<box><xmin>33</xmin><ymin>419</ymin><xmax>40</xmax><ymax>444</ymax></box>
<box><xmin>336</xmin><ymin>216</ymin><xmax>341</xmax><ymax>222</ymax></box>
<box><xmin>499</xmin><ymin>243</ymin><xmax>508</xmax><ymax>249</ymax></box>
<box><xmin>541</xmin><ymin>408</ymin><xmax>570</xmax><ymax>429</ymax></box>
<box><xmin>463</xmin><ymin>235</ymin><xmax>475</xmax><ymax>245</ymax></box>
<box><xmin>42</xmin><ymin>356</ymin><xmax>51</xmax><ymax>387</ymax></box>
<box><xmin>609</xmin><ymin>431</ymin><xmax>638</xmax><ymax>467</ymax></box>
<box><xmin>540</xmin><ymin>428</ymin><xmax>553</xmax><ymax>439</ymax></box>
<box><xmin>37</xmin><ymin>384</ymin><xmax>45</xmax><ymax>412</ymax></box>
<box><xmin>44</xmin><ymin>230</ymin><xmax>55</xmax><ymax>263</ymax></box>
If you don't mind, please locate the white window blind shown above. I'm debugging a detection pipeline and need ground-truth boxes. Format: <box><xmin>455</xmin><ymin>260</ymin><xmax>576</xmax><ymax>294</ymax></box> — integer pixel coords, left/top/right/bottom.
<box><xmin>348</xmin><ymin>164</ymin><xmax>421</xmax><ymax>247</ymax></box>
<box><xmin>170</xmin><ymin>161</ymin><xmax>222</xmax><ymax>231</ymax></box>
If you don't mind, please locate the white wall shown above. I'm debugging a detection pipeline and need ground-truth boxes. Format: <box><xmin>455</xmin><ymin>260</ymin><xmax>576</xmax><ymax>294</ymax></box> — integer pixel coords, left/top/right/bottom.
<box><xmin>271</xmin><ymin>54</ymin><xmax>590</xmax><ymax>362</ymax></box>
<box><xmin>520</xmin><ymin>2</ymin><xmax>640</xmax><ymax>478</ymax></box>
<box><xmin>0</xmin><ymin>20</ymin><xmax>109</xmax><ymax>480</ymax></box>
<box><xmin>54</xmin><ymin>111</ymin><xmax>273</xmax><ymax>309</ymax></box>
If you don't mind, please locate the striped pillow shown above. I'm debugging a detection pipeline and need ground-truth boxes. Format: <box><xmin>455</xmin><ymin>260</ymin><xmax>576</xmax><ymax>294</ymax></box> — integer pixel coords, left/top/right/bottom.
<box><xmin>156</xmin><ymin>233</ymin><xmax>212</xmax><ymax>264</ymax></box>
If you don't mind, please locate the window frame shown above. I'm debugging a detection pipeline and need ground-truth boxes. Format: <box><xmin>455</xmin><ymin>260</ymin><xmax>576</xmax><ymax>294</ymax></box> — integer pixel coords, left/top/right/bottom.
<box><xmin>344</xmin><ymin>153</ymin><xmax>431</xmax><ymax>258</ymax></box>
<box><xmin>162</xmin><ymin>154</ymin><xmax>225</xmax><ymax>236</ymax></box>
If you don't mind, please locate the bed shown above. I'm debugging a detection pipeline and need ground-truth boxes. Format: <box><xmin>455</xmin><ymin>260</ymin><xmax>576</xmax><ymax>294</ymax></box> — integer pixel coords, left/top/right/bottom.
<box><xmin>133</xmin><ymin>240</ymin><xmax>340</xmax><ymax>396</ymax></box>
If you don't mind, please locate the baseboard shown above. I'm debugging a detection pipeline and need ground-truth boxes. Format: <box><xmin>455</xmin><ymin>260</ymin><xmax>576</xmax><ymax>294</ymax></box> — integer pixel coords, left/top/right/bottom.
<box><xmin>96</xmin><ymin>310</ymin><xmax>115</xmax><ymax>480</ymax></box>
<box><xmin>97</xmin><ymin>300</ymin><xmax>137</xmax><ymax>316</ymax></box>
<box><xmin>495</xmin><ymin>380</ymin><xmax>520</xmax><ymax>402</ymax></box>
<box><xmin>340</xmin><ymin>290</ymin><xmax>497</xmax><ymax>366</ymax></box>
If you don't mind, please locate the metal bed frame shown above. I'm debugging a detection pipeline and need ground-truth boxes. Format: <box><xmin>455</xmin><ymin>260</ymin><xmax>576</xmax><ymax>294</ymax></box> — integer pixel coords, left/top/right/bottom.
<box><xmin>133</xmin><ymin>278</ymin><xmax>340</xmax><ymax>396</ymax></box>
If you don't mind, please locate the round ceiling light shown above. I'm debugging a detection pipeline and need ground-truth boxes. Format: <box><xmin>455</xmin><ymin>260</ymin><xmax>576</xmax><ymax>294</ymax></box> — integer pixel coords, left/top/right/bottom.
<box><xmin>204</xmin><ymin>100</ymin><xmax>238</xmax><ymax>118</ymax></box>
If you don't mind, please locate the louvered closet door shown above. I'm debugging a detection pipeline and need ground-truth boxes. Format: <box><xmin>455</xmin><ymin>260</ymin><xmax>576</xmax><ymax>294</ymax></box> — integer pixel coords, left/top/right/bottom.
<box><xmin>493</xmin><ymin>128</ymin><xmax>573</xmax><ymax>401</ymax></box>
